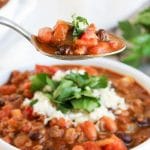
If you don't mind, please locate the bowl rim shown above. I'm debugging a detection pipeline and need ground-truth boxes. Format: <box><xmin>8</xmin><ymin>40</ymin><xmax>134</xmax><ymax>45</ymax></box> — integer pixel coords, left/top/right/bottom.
<box><xmin>0</xmin><ymin>58</ymin><xmax>149</xmax><ymax>150</ymax></box>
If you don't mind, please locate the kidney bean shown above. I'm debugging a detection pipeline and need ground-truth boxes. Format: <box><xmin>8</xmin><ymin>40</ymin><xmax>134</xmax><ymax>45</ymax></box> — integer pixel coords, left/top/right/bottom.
<box><xmin>0</xmin><ymin>98</ymin><xmax>5</xmax><ymax>107</ymax></box>
<box><xmin>96</xmin><ymin>29</ymin><xmax>109</xmax><ymax>41</ymax></box>
<box><xmin>116</xmin><ymin>133</ymin><xmax>133</xmax><ymax>144</ymax></box>
<box><xmin>56</xmin><ymin>45</ymin><xmax>72</xmax><ymax>55</ymax></box>
<box><xmin>64</xmin><ymin>128</ymin><xmax>78</xmax><ymax>144</ymax></box>
<box><xmin>29</xmin><ymin>130</ymin><xmax>42</xmax><ymax>141</ymax></box>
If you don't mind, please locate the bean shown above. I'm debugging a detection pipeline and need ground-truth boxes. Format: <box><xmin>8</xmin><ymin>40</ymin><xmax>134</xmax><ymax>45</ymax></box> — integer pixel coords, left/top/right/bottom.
<box><xmin>0</xmin><ymin>98</ymin><xmax>5</xmax><ymax>107</ymax></box>
<box><xmin>29</xmin><ymin>130</ymin><xmax>41</xmax><ymax>141</ymax></box>
<box><xmin>64</xmin><ymin>128</ymin><xmax>78</xmax><ymax>144</ymax></box>
<box><xmin>80</xmin><ymin>121</ymin><xmax>97</xmax><ymax>141</ymax></box>
<box><xmin>49</xmin><ymin>125</ymin><xmax>64</xmax><ymax>138</ymax></box>
<box><xmin>116</xmin><ymin>133</ymin><xmax>132</xmax><ymax>144</ymax></box>
<box><xmin>72</xmin><ymin>145</ymin><xmax>84</xmax><ymax>150</ymax></box>
<box><xmin>56</xmin><ymin>45</ymin><xmax>72</xmax><ymax>55</ymax></box>
<box><xmin>96</xmin><ymin>29</ymin><xmax>109</xmax><ymax>41</ymax></box>
<box><xmin>137</xmin><ymin>118</ymin><xmax>150</xmax><ymax>127</ymax></box>
<box><xmin>100</xmin><ymin>116</ymin><xmax>117</xmax><ymax>133</ymax></box>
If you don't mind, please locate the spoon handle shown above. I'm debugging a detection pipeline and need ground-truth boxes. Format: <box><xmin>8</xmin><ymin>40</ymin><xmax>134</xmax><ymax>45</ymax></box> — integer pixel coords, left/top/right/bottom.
<box><xmin>0</xmin><ymin>16</ymin><xmax>31</xmax><ymax>42</ymax></box>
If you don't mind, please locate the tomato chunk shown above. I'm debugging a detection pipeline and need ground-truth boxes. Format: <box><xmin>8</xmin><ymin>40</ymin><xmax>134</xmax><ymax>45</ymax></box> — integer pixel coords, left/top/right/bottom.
<box><xmin>88</xmin><ymin>42</ymin><xmax>111</xmax><ymax>55</ymax></box>
<box><xmin>35</xmin><ymin>65</ymin><xmax>59</xmax><ymax>75</ymax></box>
<box><xmin>82</xmin><ymin>141</ymin><xmax>100</xmax><ymax>150</ymax></box>
<box><xmin>52</xmin><ymin>21</ymin><xmax>70</xmax><ymax>42</ymax></box>
<box><xmin>38</xmin><ymin>27</ymin><xmax>52</xmax><ymax>43</ymax></box>
<box><xmin>75</xmin><ymin>39</ymin><xmax>98</xmax><ymax>47</ymax></box>
<box><xmin>0</xmin><ymin>85</ymin><xmax>16</xmax><ymax>95</ymax></box>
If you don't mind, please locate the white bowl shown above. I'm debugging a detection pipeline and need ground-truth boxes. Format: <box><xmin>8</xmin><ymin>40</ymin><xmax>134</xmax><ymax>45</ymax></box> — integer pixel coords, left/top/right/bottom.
<box><xmin>0</xmin><ymin>58</ymin><xmax>149</xmax><ymax>150</ymax></box>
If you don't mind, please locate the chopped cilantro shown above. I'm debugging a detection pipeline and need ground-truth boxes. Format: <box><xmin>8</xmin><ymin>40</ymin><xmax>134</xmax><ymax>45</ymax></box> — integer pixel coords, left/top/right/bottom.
<box><xmin>30</xmin><ymin>71</ymin><xmax>108</xmax><ymax>113</ymax></box>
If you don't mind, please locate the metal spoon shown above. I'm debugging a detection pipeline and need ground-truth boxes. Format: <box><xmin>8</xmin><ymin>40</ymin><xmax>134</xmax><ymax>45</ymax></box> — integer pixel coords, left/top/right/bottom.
<box><xmin>0</xmin><ymin>16</ymin><xmax>126</xmax><ymax>60</ymax></box>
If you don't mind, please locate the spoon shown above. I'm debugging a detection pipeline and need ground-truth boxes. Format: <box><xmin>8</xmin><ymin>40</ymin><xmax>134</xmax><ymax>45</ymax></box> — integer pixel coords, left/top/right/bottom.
<box><xmin>0</xmin><ymin>16</ymin><xmax>126</xmax><ymax>60</ymax></box>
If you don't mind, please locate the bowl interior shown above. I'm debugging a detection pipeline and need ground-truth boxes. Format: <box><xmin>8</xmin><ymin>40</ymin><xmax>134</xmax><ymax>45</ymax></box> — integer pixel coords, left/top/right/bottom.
<box><xmin>0</xmin><ymin>58</ymin><xmax>149</xmax><ymax>150</ymax></box>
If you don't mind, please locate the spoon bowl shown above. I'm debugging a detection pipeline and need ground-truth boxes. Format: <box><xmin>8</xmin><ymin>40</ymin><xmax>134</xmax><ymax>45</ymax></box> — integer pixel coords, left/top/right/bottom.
<box><xmin>0</xmin><ymin>16</ymin><xmax>126</xmax><ymax>60</ymax></box>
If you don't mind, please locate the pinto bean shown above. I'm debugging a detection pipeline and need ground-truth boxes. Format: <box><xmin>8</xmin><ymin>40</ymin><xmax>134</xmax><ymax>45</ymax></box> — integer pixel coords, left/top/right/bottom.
<box><xmin>64</xmin><ymin>128</ymin><xmax>78</xmax><ymax>144</ymax></box>
<box><xmin>136</xmin><ymin>118</ymin><xmax>150</xmax><ymax>127</ymax></box>
<box><xmin>100</xmin><ymin>116</ymin><xmax>117</xmax><ymax>133</ymax></box>
<box><xmin>32</xmin><ymin>145</ymin><xmax>43</xmax><ymax>150</ymax></box>
<box><xmin>11</xmin><ymin>109</ymin><xmax>23</xmax><ymax>120</ymax></box>
<box><xmin>72</xmin><ymin>145</ymin><xmax>84</xmax><ymax>150</ymax></box>
<box><xmin>48</xmin><ymin>125</ymin><xmax>64</xmax><ymax>138</ymax></box>
<box><xmin>80</xmin><ymin>121</ymin><xmax>97</xmax><ymax>141</ymax></box>
<box><xmin>14</xmin><ymin>134</ymin><xmax>32</xmax><ymax>148</ymax></box>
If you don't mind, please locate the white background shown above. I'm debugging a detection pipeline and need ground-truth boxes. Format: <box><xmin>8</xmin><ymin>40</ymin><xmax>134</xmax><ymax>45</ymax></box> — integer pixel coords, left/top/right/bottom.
<box><xmin>0</xmin><ymin>0</ymin><xmax>149</xmax><ymax>70</ymax></box>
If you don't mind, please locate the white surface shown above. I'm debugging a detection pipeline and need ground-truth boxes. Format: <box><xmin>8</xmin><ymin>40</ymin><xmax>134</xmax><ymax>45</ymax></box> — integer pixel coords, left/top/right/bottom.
<box><xmin>0</xmin><ymin>58</ymin><xmax>150</xmax><ymax>150</ymax></box>
<box><xmin>0</xmin><ymin>0</ymin><xmax>149</xmax><ymax>70</ymax></box>
<box><xmin>0</xmin><ymin>0</ymin><xmax>36</xmax><ymax>49</ymax></box>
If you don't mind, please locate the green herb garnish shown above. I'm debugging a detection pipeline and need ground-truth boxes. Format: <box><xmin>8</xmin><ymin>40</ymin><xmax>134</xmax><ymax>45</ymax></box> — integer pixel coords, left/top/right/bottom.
<box><xmin>30</xmin><ymin>71</ymin><xmax>108</xmax><ymax>113</ymax></box>
<box><xmin>119</xmin><ymin>7</ymin><xmax>150</xmax><ymax>67</ymax></box>
<box><xmin>30</xmin><ymin>99</ymin><xmax>38</xmax><ymax>106</ymax></box>
<box><xmin>72</xmin><ymin>15</ymin><xmax>89</xmax><ymax>38</ymax></box>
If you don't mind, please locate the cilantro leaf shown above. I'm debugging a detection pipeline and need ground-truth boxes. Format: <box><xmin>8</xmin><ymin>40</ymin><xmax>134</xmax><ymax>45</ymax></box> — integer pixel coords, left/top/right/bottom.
<box><xmin>72</xmin><ymin>15</ymin><xmax>89</xmax><ymax>38</ymax></box>
<box><xmin>71</xmin><ymin>96</ymin><xmax>100</xmax><ymax>112</ymax></box>
<box><xmin>136</xmin><ymin>7</ymin><xmax>150</xmax><ymax>26</ymax></box>
<box><xmin>30</xmin><ymin>74</ymin><xmax>47</xmax><ymax>92</ymax></box>
<box><xmin>87</xmin><ymin>76</ymin><xmax>108</xmax><ymax>89</ymax></box>
<box><xmin>119</xmin><ymin>7</ymin><xmax>150</xmax><ymax>67</ymax></box>
<box><xmin>119</xmin><ymin>21</ymin><xmax>142</xmax><ymax>40</ymax></box>
<box><xmin>30</xmin><ymin>99</ymin><xmax>38</xmax><ymax>106</ymax></box>
<box><xmin>46</xmin><ymin>76</ymin><xmax>58</xmax><ymax>90</ymax></box>
<box><xmin>64</xmin><ymin>72</ymin><xmax>89</xmax><ymax>88</ymax></box>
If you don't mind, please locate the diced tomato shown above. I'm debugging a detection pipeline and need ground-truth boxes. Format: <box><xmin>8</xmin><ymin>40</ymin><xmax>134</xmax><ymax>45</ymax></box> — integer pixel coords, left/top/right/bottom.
<box><xmin>23</xmin><ymin>89</ymin><xmax>33</xmax><ymax>98</ymax></box>
<box><xmin>23</xmin><ymin>81</ymin><xmax>31</xmax><ymax>90</ymax></box>
<box><xmin>52</xmin><ymin>21</ymin><xmax>70</xmax><ymax>42</ymax></box>
<box><xmin>97</xmin><ymin>135</ymin><xmax>127</xmax><ymax>150</ymax></box>
<box><xmin>35</xmin><ymin>65</ymin><xmax>59</xmax><ymax>75</ymax></box>
<box><xmin>0</xmin><ymin>105</ymin><xmax>13</xmax><ymax>119</ymax></box>
<box><xmin>80</xmin><ymin>121</ymin><xmax>97</xmax><ymax>141</ymax></box>
<box><xmin>23</xmin><ymin>107</ymin><xmax>33</xmax><ymax>119</ymax></box>
<box><xmin>81</xmin><ymin>24</ymin><xmax>97</xmax><ymax>40</ymax></box>
<box><xmin>82</xmin><ymin>142</ymin><xmax>100</xmax><ymax>150</ymax></box>
<box><xmin>80</xmin><ymin>66</ymin><xmax>98</xmax><ymax>76</ymax></box>
<box><xmin>38</xmin><ymin>27</ymin><xmax>53</xmax><ymax>43</ymax></box>
<box><xmin>109</xmin><ymin>40</ymin><xmax>120</xmax><ymax>50</ymax></box>
<box><xmin>0</xmin><ymin>85</ymin><xmax>16</xmax><ymax>95</ymax></box>
<box><xmin>87</xmin><ymin>24</ymin><xmax>97</xmax><ymax>32</ymax></box>
<box><xmin>75</xmin><ymin>39</ymin><xmax>98</xmax><ymax>47</ymax></box>
<box><xmin>74</xmin><ymin>46</ymin><xmax>87</xmax><ymax>55</ymax></box>
<box><xmin>88</xmin><ymin>42</ymin><xmax>111</xmax><ymax>55</ymax></box>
